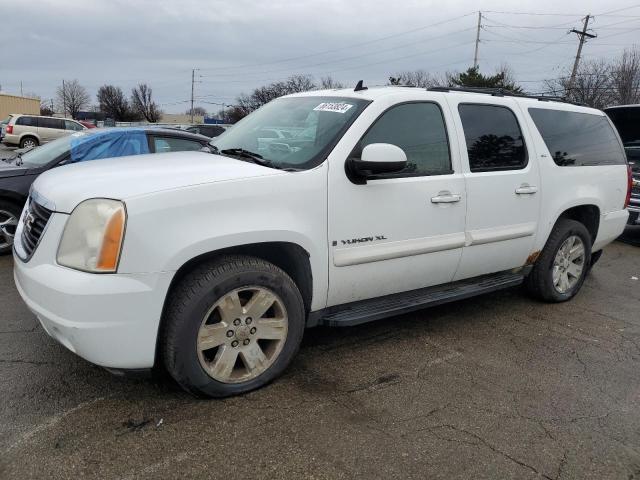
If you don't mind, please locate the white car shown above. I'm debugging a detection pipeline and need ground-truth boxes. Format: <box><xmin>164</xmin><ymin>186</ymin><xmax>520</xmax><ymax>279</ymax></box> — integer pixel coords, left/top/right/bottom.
<box><xmin>13</xmin><ymin>86</ymin><xmax>632</xmax><ymax>397</ymax></box>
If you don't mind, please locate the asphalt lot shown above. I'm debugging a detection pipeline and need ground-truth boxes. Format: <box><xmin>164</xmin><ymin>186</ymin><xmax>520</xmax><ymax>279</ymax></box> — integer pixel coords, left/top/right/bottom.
<box><xmin>1</xmin><ymin>237</ymin><xmax>640</xmax><ymax>479</ymax></box>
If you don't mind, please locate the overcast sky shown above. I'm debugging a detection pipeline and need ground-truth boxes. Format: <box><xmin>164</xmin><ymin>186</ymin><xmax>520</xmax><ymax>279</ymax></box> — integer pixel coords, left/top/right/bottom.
<box><xmin>1</xmin><ymin>0</ymin><xmax>638</xmax><ymax>114</ymax></box>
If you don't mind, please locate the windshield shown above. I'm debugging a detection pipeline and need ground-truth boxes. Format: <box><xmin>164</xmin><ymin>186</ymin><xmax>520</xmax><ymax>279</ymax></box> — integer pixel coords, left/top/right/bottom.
<box><xmin>19</xmin><ymin>133</ymin><xmax>83</xmax><ymax>167</ymax></box>
<box><xmin>606</xmin><ymin>107</ymin><xmax>640</xmax><ymax>146</ymax></box>
<box><xmin>211</xmin><ymin>96</ymin><xmax>369</xmax><ymax>170</ymax></box>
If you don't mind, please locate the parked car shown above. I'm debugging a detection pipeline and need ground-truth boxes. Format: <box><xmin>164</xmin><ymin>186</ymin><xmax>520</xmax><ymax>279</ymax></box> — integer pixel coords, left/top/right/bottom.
<box><xmin>2</xmin><ymin>114</ymin><xmax>87</xmax><ymax>149</ymax></box>
<box><xmin>0</xmin><ymin>127</ymin><xmax>209</xmax><ymax>254</ymax></box>
<box><xmin>605</xmin><ymin>105</ymin><xmax>639</xmax><ymax>227</ymax></box>
<box><xmin>13</xmin><ymin>86</ymin><xmax>631</xmax><ymax>398</ymax></box>
<box><xmin>0</xmin><ymin>116</ymin><xmax>10</xmax><ymax>142</ymax></box>
<box><xmin>186</xmin><ymin>124</ymin><xmax>228</xmax><ymax>138</ymax></box>
<box><xmin>78</xmin><ymin>120</ymin><xmax>97</xmax><ymax>129</ymax></box>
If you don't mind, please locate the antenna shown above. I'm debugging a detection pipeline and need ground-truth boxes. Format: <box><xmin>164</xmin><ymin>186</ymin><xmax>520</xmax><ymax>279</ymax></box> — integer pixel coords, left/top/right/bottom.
<box><xmin>354</xmin><ymin>80</ymin><xmax>368</xmax><ymax>92</ymax></box>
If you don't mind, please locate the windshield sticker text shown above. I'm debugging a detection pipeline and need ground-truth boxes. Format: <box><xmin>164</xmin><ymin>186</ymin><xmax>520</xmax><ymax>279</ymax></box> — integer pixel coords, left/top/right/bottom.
<box><xmin>313</xmin><ymin>102</ymin><xmax>354</xmax><ymax>114</ymax></box>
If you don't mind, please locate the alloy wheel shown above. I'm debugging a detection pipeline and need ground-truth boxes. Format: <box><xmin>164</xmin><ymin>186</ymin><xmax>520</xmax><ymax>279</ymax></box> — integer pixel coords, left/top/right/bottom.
<box><xmin>196</xmin><ymin>286</ymin><xmax>288</xmax><ymax>383</ymax></box>
<box><xmin>0</xmin><ymin>209</ymin><xmax>18</xmax><ymax>249</ymax></box>
<box><xmin>552</xmin><ymin>235</ymin><xmax>586</xmax><ymax>294</ymax></box>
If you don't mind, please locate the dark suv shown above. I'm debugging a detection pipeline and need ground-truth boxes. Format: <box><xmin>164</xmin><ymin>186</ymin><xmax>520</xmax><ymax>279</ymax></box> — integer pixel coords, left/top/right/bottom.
<box><xmin>605</xmin><ymin>105</ymin><xmax>640</xmax><ymax>226</ymax></box>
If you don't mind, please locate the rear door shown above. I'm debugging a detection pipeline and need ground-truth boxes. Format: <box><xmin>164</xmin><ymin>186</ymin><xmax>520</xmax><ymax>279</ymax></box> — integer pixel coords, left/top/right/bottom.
<box><xmin>447</xmin><ymin>99</ymin><xmax>541</xmax><ymax>280</ymax></box>
<box><xmin>38</xmin><ymin>118</ymin><xmax>66</xmax><ymax>142</ymax></box>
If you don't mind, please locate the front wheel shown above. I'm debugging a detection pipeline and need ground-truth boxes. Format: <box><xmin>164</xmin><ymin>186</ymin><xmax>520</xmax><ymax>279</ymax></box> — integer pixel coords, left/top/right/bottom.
<box><xmin>162</xmin><ymin>256</ymin><xmax>305</xmax><ymax>398</ymax></box>
<box><xmin>525</xmin><ymin>219</ymin><xmax>592</xmax><ymax>302</ymax></box>
<box><xmin>0</xmin><ymin>200</ymin><xmax>21</xmax><ymax>255</ymax></box>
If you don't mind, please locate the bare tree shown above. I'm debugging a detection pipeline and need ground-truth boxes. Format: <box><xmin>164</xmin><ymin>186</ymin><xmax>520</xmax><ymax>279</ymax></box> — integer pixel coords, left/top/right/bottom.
<box><xmin>235</xmin><ymin>74</ymin><xmax>317</xmax><ymax>117</ymax></box>
<box><xmin>610</xmin><ymin>48</ymin><xmax>640</xmax><ymax>105</ymax></box>
<box><xmin>97</xmin><ymin>85</ymin><xmax>133</xmax><ymax>121</ymax></box>
<box><xmin>319</xmin><ymin>76</ymin><xmax>345</xmax><ymax>89</ymax></box>
<box><xmin>388</xmin><ymin>70</ymin><xmax>442</xmax><ymax>88</ymax></box>
<box><xmin>131</xmin><ymin>84</ymin><xmax>161</xmax><ymax>123</ymax></box>
<box><xmin>40</xmin><ymin>101</ymin><xmax>54</xmax><ymax>117</ymax></box>
<box><xmin>186</xmin><ymin>106</ymin><xmax>207</xmax><ymax>117</ymax></box>
<box><xmin>56</xmin><ymin>79</ymin><xmax>90</xmax><ymax>119</ymax></box>
<box><xmin>544</xmin><ymin>60</ymin><xmax>612</xmax><ymax>108</ymax></box>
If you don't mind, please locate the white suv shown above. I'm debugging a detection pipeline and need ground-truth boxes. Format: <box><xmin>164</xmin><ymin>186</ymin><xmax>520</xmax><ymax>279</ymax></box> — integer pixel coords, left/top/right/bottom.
<box><xmin>13</xmin><ymin>86</ymin><xmax>632</xmax><ymax>397</ymax></box>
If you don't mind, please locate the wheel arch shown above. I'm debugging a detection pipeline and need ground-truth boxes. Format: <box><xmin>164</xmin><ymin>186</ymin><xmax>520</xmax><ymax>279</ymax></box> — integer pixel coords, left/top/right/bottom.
<box><xmin>556</xmin><ymin>204</ymin><xmax>600</xmax><ymax>245</ymax></box>
<box><xmin>0</xmin><ymin>192</ymin><xmax>27</xmax><ymax>209</ymax></box>
<box><xmin>19</xmin><ymin>133</ymin><xmax>40</xmax><ymax>146</ymax></box>
<box><xmin>154</xmin><ymin>241</ymin><xmax>314</xmax><ymax>368</ymax></box>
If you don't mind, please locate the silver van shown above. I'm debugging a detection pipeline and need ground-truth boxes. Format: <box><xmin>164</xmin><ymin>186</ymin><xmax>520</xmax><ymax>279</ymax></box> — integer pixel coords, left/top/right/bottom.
<box><xmin>2</xmin><ymin>114</ymin><xmax>86</xmax><ymax>149</ymax></box>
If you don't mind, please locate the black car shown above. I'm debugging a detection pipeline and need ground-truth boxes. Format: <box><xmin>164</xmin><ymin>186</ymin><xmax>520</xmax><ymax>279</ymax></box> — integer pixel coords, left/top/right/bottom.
<box><xmin>0</xmin><ymin>127</ymin><xmax>210</xmax><ymax>254</ymax></box>
<box><xmin>605</xmin><ymin>105</ymin><xmax>640</xmax><ymax>227</ymax></box>
<box><xmin>186</xmin><ymin>124</ymin><xmax>228</xmax><ymax>138</ymax></box>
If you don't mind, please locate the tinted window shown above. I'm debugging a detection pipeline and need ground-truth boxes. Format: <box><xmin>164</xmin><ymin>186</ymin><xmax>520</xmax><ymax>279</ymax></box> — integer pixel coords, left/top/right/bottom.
<box><xmin>65</xmin><ymin>120</ymin><xmax>83</xmax><ymax>131</ymax></box>
<box><xmin>459</xmin><ymin>104</ymin><xmax>527</xmax><ymax>172</ymax></box>
<box><xmin>605</xmin><ymin>107</ymin><xmax>640</xmax><ymax>146</ymax></box>
<box><xmin>358</xmin><ymin>102</ymin><xmax>451</xmax><ymax>176</ymax></box>
<box><xmin>39</xmin><ymin>118</ymin><xmax>65</xmax><ymax>130</ymax></box>
<box><xmin>206</xmin><ymin>126</ymin><xmax>225</xmax><ymax>137</ymax></box>
<box><xmin>16</xmin><ymin>116</ymin><xmax>37</xmax><ymax>127</ymax></box>
<box><xmin>529</xmin><ymin>108</ymin><xmax>626</xmax><ymax>166</ymax></box>
<box><xmin>153</xmin><ymin>136</ymin><xmax>204</xmax><ymax>153</ymax></box>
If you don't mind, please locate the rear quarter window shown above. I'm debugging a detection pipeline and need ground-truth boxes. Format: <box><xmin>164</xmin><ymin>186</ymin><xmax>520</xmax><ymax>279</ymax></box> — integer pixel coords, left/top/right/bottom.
<box><xmin>15</xmin><ymin>116</ymin><xmax>38</xmax><ymax>127</ymax></box>
<box><xmin>528</xmin><ymin>108</ymin><xmax>626</xmax><ymax>166</ymax></box>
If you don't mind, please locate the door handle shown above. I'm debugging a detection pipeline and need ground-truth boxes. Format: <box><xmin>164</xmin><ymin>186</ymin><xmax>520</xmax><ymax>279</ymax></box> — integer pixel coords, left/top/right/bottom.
<box><xmin>431</xmin><ymin>191</ymin><xmax>462</xmax><ymax>204</ymax></box>
<box><xmin>515</xmin><ymin>184</ymin><xmax>538</xmax><ymax>195</ymax></box>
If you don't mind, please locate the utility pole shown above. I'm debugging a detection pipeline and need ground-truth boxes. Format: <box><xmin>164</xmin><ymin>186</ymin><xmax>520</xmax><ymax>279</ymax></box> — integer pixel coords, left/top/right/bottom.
<box><xmin>20</xmin><ymin>81</ymin><xmax>23</xmax><ymax>96</ymax></box>
<box><xmin>473</xmin><ymin>11</ymin><xmax>482</xmax><ymax>70</ymax></box>
<box><xmin>568</xmin><ymin>15</ymin><xmax>597</xmax><ymax>92</ymax></box>
<box><xmin>190</xmin><ymin>69</ymin><xmax>195</xmax><ymax>123</ymax></box>
<box><xmin>62</xmin><ymin>79</ymin><xmax>67</xmax><ymax>117</ymax></box>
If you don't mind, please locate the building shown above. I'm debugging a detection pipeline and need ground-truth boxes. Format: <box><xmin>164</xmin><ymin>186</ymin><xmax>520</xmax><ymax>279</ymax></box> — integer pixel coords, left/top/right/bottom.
<box><xmin>160</xmin><ymin>113</ymin><xmax>204</xmax><ymax>125</ymax></box>
<box><xmin>0</xmin><ymin>92</ymin><xmax>40</xmax><ymax>119</ymax></box>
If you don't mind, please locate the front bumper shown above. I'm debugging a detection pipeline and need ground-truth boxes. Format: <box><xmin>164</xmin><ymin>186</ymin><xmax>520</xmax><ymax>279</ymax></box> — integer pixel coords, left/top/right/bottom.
<box><xmin>13</xmin><ymin>213</ymin><xmax>174</xmax><ymax>369</ymax></box>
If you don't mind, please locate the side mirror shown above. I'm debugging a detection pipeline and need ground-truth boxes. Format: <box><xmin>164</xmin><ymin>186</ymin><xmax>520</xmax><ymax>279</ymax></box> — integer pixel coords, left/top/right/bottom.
<box><xmin>348</xmin><ymin>143</ymin><xmax>407</xmax><ymax>182</ymax></box>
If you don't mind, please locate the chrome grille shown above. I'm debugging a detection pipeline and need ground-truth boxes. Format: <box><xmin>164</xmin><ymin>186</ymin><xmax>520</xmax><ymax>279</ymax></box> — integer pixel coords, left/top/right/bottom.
<box><xmin>20</xmin><ymin>198</ymin><xmax>52</xmax><ymax>258</ymax></box>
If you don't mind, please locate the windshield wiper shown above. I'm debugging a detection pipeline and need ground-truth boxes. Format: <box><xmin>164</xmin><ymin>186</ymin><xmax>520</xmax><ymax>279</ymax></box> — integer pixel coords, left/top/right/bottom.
<box><xmin>219</xmin><ymin>148</ymin><xmax>274</xmax><ymax>168</ymax></box>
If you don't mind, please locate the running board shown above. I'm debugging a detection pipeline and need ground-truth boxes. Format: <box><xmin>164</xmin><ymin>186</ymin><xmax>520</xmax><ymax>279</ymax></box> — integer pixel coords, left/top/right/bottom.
<box><xmin>314</xmin><ymin>271</ymin><xmax>525</xmax><ymax>327</ymax></box>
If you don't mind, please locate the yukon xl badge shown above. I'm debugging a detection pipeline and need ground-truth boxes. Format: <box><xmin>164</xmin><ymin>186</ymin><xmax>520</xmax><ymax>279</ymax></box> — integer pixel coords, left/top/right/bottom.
<box><xmin>332</xmin><ymin>235</ymin><xmax>387</xmax><ymax>246</ymax></box>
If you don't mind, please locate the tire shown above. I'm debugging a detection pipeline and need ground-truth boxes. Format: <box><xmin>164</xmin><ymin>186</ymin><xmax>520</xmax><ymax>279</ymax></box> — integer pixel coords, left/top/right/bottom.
<box><xmin>162</xmin><ymin>255</ymin><xmax>305</xmax><ymax>398</ymax></box>
<box><xmin>525</xmin><ymin>218</ymin><xmax>592</xmax><ymax>302</ymax></box>
<box><xmin>19</xmin><ymin>136</ymin><xmax>38</xmax><ymax>149</ymax></box>
<box><xmin>0</xmin><ymin>200</ymin><xmax>22</xmax><ymax>255</ymax></box>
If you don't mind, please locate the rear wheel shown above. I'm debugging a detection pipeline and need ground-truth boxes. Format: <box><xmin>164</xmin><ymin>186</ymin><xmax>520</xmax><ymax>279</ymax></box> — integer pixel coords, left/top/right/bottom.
<box><xmin>19</xmin><ymin>136</ymin><xmax>38</xmax><ymax>149</ymax></box>
<box><xmin>0</xmin><ymin>200</ymin><xmax>21</xmax><ymax>255</ymax></box>
<box><xmin>526</xmin><ymin>219</ymin><xmax>591</xmax><ymax>302</ymax></box>
<box><xmin>162</xmin><ymin>255</ymin><xmax>305</xmax><ymax>398</ymax></box>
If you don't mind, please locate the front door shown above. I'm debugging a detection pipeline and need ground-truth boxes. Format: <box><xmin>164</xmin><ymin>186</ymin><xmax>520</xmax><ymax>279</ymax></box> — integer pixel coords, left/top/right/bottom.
<box><xmin>327</xmin><ymin>99</ymin><xmax>467</xmax><ymax>307</ymax></box>
<box><xmin>447</xmin><ymin>99</ymin><xmax>542</xmax><ymax>280</ymax></box>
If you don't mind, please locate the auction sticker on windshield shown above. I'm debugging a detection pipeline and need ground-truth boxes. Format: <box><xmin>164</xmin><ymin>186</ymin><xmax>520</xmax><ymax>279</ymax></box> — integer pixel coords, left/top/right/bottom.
<box><xmin>313</xmin><ymin>102</ymin><xmax>354</xmax><ymax>113</ymax></box>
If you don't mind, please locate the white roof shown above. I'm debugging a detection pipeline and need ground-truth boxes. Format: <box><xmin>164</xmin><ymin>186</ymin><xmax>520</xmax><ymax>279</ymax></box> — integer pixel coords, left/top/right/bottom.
<box><xmin>287</xmin><ymin>86</ymin><xmax>604</xmax><ymax>115</ymax></box>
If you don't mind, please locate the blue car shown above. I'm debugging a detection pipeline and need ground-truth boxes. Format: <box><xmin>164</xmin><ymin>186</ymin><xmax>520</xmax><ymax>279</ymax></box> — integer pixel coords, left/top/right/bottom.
<box><xmin>0</xmin><ymin>127</ymin><xmax>210</xmax><ymax>254</ymax></box>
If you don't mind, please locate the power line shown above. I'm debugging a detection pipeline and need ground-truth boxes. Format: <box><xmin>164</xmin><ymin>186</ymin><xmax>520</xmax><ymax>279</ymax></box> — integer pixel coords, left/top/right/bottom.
<box><xmin>198</xmin><ymin>12</ymin><xmax>476</xmax><ymax>73</ymax></box>
<box><xmin>200</xmin><ymin>26</ymin><xmax>476</xmax><ymax>80</ymax></box>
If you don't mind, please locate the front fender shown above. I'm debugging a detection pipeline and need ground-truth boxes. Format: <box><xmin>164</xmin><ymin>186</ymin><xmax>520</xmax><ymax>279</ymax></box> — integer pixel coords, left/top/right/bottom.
<box><xmin>119</xmin><ymin>165</ymin><xmax>329</xmax><ymax>310</ymax></box>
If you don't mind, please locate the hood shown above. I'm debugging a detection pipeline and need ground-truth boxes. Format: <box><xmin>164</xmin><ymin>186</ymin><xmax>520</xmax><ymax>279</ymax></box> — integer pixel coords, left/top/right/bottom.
<box><xmin>31</xmin><ymin>151</ymin><xmax>282</xmax><ymax>213</ymax></box>
<box><xmin>0</xmin><ymin>159</ymin><xmax>28</xmax><ymax>178</ymax></box>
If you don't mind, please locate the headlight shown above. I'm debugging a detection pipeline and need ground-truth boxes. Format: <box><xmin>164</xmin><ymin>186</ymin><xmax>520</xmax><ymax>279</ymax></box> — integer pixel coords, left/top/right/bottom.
<box><xmin>57</xmin><ymin>199</ymin><xmax>126</xmax><ymax>273</ymax></box>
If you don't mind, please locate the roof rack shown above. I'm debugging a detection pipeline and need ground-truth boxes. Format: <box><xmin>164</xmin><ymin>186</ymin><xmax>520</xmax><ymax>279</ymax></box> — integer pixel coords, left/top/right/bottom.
<box><xmin>427</xmin><ymin>86</ymin><xmax>581</xmax><ymax>105</ymax></box>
